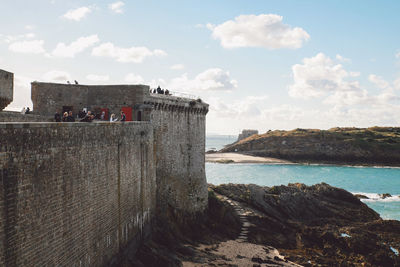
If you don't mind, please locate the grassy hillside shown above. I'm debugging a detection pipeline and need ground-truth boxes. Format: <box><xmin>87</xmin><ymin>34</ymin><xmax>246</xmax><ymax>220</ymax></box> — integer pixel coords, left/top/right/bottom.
<box><xmin>221</xmin><ymin>127</ymin><xmax>400</xmax><ymax>165</ymax></box>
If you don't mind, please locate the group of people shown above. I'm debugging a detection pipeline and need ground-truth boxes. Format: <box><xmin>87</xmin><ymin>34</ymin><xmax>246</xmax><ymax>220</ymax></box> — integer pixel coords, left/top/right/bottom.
<box><xmin>54</xmin><ymin>109</ymin><xmax>126</xmax><ymax>123</ymax></box>
<box><xmin>21</xmin><ymin>107</ymin><xmax>30</xmax><ymax>114</ymax></box>
<box><xmin>151</xmin><ymin>86</ymin><xmax>170</xmax><ymax>95</ymax></box>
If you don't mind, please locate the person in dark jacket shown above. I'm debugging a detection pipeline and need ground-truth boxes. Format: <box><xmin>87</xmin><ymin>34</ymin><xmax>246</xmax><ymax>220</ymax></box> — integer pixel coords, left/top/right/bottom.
<box><xmin>54</xmin><ymin>111</ymin><xmax>61</xmax><ymax>122</ymax></box>
<box><xmin>67</xmin><ymin>111</ymin><xmax>75</xmax><ymax>122</ymax></box>
<box><xmin>80</xmin><ymin>111</ymin><xmax>94</xmax><ymax>122</ymax></box>
<box><xmin>120</xmin><ymin>111</ymin><xmax>126</xmax><ymax>122</ymax></box>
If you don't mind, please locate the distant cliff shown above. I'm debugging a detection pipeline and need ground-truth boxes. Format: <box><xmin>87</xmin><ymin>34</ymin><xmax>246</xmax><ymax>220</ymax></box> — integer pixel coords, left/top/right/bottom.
<box><xmin>220</xmin><ymin>127</ymin><xmax>400</xmax><ymax>165</ymax></box>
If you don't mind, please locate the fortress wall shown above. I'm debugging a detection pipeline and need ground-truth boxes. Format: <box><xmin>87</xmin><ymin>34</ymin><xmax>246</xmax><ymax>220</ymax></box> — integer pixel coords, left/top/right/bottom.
<box><xmin>0</xmin><ymin>111</ymin><xmax>51</xmax><ymax>122</ymax></box>
<box><xmin>0</xmin><ymin>70</ymin><xmax>13</xmax><ymax>111</ymax></box>
<box><xmin>145</xmin><ymin>95</ymin><xmax>208</xmax><ymax>218</ymax></box>
<box><xmin>31</xmin><ymin>82</ymin><xmax>149</xmax><ymax>116</ymax></box>
<box><xmin>0</xmin><ymin>122</ymin><xmax>156</xmax><ymax>266</ymax></box>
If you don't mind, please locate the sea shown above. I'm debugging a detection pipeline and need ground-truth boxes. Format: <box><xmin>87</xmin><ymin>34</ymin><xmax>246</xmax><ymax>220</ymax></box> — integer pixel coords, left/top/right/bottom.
<box><xmin>206</xmin><ymin>135</ymin><xmax>400</xmax><ymax>221</ymax></box>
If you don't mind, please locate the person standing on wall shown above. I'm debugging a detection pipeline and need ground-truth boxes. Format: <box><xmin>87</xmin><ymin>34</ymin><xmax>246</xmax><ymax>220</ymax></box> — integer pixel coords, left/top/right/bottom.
<box><xmin>120</xmin><ymin>111</ymin><xmax>126</xmax><ymax>122</ymax></box>
<box><xmin>54</xmin><ymin>110</ymin><xmax>61</xmax><ymax>122</ymax></box>
<box><xmin>67</xmin><ymin>111</ymin><xmax>75</xmax><ymax>122</ymax></box>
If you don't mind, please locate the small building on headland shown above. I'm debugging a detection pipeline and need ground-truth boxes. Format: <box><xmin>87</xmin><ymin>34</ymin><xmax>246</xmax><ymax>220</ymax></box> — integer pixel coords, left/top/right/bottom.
<box><xmin>0</xmin><ymin>70</ymin><xmax>208</xmax><ymax>266</ymax></box>
<box><xmin>237</xmin><ymin>129</ymin><xmax>259</xmax><ymax>141</ymax></box>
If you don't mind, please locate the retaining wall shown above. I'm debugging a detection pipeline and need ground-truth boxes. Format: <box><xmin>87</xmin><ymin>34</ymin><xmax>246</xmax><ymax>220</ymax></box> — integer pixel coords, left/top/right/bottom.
<box><xmin>0</xmin><ymin>122</ymin><xmax>155</xmax><ymax>266</ymax></box>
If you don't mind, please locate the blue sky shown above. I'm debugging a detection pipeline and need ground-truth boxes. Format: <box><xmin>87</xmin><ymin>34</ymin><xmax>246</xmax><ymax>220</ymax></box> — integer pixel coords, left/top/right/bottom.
<box><xmin>1</xmin><ymin>0</ymin><xmax>400</xmax><ymax>134</ymax></box>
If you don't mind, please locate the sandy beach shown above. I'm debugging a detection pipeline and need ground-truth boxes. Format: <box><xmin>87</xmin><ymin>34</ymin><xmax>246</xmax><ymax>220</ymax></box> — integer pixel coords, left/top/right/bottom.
<box><xmin>206</xmin><ymin>152</ymin><xmax>293</xmax><ymax>164</ymax></box>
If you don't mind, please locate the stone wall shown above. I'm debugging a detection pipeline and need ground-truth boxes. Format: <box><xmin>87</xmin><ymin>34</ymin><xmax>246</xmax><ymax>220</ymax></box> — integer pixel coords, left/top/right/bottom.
<box><xmin>145</xmin><ymin>94</ymin><xmax>209</xmax><ymax>219</ymax></box>
<box><xmin>0</xmin><ymin>122</ymin><xmax>156</xmax><ymax>266</ymax></box>
<box><xmin>31</xmin><ymin>82</ymin><xmax>149</xmax><ymax>118</ymax></box>
<box><xmin>0</xmin><ymin>111</ymin><xmax>51</xmax><ymax>122</ymax></box>
<box><xmin>238</xmin><ymin>129</ymin><xmax>259</xmax><ymax>142</ymax></box>
<box><xmin>0</xmin><ymin>69</ymin><xmax>13</xmax><ymax>111</ymax></box>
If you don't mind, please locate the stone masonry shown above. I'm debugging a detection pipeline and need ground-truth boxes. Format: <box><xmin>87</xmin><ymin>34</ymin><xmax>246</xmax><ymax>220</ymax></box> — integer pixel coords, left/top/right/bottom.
<box><xmin>0</xmin><ymin>122</ymin><xmax>155</xmax><ymax>266</ymax></box>
<box><xmin>0</xmin><ymin>69</ymin><xmax>13</xmax><ymax>111</ymax></box>
<box><xmin>0</xmin><ymin>76</ymin><xmax>209</xmax><ymax>266</ymax></box>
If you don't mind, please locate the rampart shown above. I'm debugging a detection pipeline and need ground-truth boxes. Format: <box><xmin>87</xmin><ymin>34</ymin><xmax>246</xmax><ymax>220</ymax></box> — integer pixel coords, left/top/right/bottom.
<box><xmin>0</xmin><ymin>69</ymin><xmax>13</xmax><ymax>111</ymax></box>
<box><xmin>0</xmin><ymin>122</ymin><xmax>156</xmax><ymax>266</ymax></box>
<box><xmin>145</xmin><ymin>95</ymin><xmax>209</xmax><ymax>218</ymax></box>
<box><xmin>0</xmin><ymin>111</ymin><xmax>50</xmax><ymax>122</ymax></box>
<box><xmin>31</xmin><ymin>82</ymin><xmax>149</xmax><ymax>120</ymax></box>
<box><xmin>0</xmin><ymin>77</ymin><xmax>209</xmax><ymax>265</ymax></box>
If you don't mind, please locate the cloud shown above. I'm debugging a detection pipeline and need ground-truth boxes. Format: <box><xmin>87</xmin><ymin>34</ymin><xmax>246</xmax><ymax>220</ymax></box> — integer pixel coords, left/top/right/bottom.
<box><xmin>368</xmin><ymin>74</ymin><xmax>390</xmax><ymax>89</ymax></box>
<box><xmin>8</xmin><ymin>40</ymin><xmax>46</xmax><ymax>54</ymax></box>
<box><xmin>51</xmin><ymin>34</ymin><xmax>99</xmax><ymax>58</ymax></box>
<box><xmin>208</xmin><ymin>95</ymin><xmax>268</xmax><ymax>118</ymax></box>
<box><xmin>289</xmin><ymin>53</ymin><xmax>359</xmax><ymax>98</ymax></box>
<box><xmin>335</xmin><ymin>54</ymin><xmax>350</xmax><ymax>62</ymax></box>
<box><xmin>25</xmin><ymin>25</ymin><xmax>35</xmax><ymax>30</ymax></box>
<box><xmin>168</xmin><ymin>68</ymin><xmax>238</xmax><ymax>92</ymax></box>
<box><xmin>91</xmin><ymin>42</ymin><xmax>167</xmax><ymax>63</ymax></box>
<box><xmin>42</xmin><ymin>70</ymin><xmax>71</xmax><ymax>82</ymax></box>
<box><xmin>207</xmin><ymin>14</ymin><xmax>309</xmax><ymax>49</ymax></box>
<box><xmin>62</xmin><ymin>6</ymin><xmax>92</xmax><ymax>21</ymax></box>
<box><xmin>109</xmin><ymin>1</ymin><xmax>125</xmax><ymax>13</ymax></box>
<box><xmin>170</xmin><ymin>64</ymin><xmax>185</xmax><ymax>70</ymax></box>
<box><xmin>396</xmin><ymin>52</ymin><xmax>400</xmax><ymax>59</ymax></box>
<box><xmin>125</xmin><ymin>73</ymin><xmax>144</xmax><ymax>84</ymax></box>
<box><xmin>86</xmin><ymin>74</ymin><xmax>110</xmax><ymax>82</ymax></box>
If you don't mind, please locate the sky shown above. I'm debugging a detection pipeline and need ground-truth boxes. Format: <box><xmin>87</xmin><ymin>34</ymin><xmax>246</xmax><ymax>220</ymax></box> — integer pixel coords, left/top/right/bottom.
<box><xmin>1</xmin><ymin>0</ymin><xmax>400</xmax><ymax>135</ymax></box>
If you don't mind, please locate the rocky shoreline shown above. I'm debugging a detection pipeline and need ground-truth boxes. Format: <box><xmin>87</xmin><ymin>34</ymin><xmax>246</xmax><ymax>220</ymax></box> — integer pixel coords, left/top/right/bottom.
<box><xmin>122</xmin><ymin>183</ymin><xmax>399</xmax><ymax>266</ymax></box>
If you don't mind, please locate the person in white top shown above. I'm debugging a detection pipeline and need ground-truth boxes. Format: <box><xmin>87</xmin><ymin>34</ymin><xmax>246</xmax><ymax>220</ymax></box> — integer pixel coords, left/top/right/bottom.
<box><xmin>110</xmin><ymin>114</ymin><xmax>118</xmax><ymax>122</ymax></box>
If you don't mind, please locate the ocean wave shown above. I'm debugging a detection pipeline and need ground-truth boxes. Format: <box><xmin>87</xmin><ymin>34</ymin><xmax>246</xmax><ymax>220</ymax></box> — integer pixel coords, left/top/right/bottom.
<box><xmin>352</xmin><ymin>192</ymin><xmax>400</xmax><ymax>202</ymax></box>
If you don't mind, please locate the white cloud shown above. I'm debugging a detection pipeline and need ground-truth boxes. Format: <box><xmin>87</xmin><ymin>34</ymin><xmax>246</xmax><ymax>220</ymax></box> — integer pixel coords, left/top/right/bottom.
<box><xmin>8</xmin><ymin>40</ymin><xmax>46</xmax><ymax>54</ymax></box>
<box><xmin>207</xmin><ymin>14</ymin><xmax>309</xmax><ymax>49</ymax></box>
<box><xmin>42</xmin><ymin>70</ymin><xmax>71</xmax><ymax>82</ymax></box>
<box><xmin>86</xmin><ymin>74</ymin><xmax>110</xmax><ymax>82</ymax></box>
<box><xmin>168</xmin><ymin>68</ymin><xmax>238</xmax><ymax>92</ymax></box>
<box><xmin>335</xmin><ymin>54</ymin><xmax>350</xmax><ymax>62</ymax></box>
<box><xmin>170</xmin><ymin>64</ymin><xmax>185</xmax><ymax>70</ymax></box>
<box><xmin>62</xmin><ymin>6</ymin><xmax>92</xmax><ymax>21</ymax></box>
<box><xmin>51</xmin><ymin>34</ymin><xmax>99</xmax><ymax>58</ymax></box>
<box><xmin>109</xmin><ymin>1</ymin><xmax>125</xmax><ymax>13</ymax></box>
<box><xmin>25</xmin><ymin>25</ymin><xmax>35</xmax><ymax>30</ymax></box>
<box><xmin>125</xmin><ymin>73</ymin><xmax>144</xmax><ymax>84</ymax></box>
<box><xmin>289</xmin><ymin>53</ymin><xmax>359</xmax><ymax>98</ymax></box>
<box><xmin>396</xmin><ymin>51</ymin><xmax>400</xmax><ymax>59</ymax></box>
<box><xmin>368</xmin><ymin>74</ymin><xmax>390</xmax><ymax>89</ymax></box>
<box><xmin>91</xmin><ymin>42</ymin><xmax>167</xmax><ymax>63</ymax></box>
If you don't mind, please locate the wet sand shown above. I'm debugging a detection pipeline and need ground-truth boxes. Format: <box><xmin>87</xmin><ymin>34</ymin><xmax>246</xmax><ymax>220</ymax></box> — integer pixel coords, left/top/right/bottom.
<box><xmin>206</xmin><ymin>152</ymin><xmax>293</xmax><ymax>164</ymax></box>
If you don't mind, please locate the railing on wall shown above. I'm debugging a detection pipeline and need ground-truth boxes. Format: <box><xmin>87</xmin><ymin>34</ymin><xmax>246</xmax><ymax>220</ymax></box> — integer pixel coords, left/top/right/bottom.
<box><xmin>149</xmin><ymin>89</ymin><xmax>199</xmax><ymax>100</ymax></box>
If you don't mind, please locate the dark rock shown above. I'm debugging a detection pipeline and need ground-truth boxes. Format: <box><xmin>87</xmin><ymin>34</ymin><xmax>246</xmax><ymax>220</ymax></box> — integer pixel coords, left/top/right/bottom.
<box><xmin>354</xmin><ymin>194</ymin><xmax>369</xmax><ymax>199</ymax></box>
<box><xmin>379</xmin><ymin>193</ymin><xmax>392</xmax><ymax>199</ymax></box>
<box><xmin>212</xmin><ymin>183</ymin><xmax>400</xmax><ymax>266</ymax></box>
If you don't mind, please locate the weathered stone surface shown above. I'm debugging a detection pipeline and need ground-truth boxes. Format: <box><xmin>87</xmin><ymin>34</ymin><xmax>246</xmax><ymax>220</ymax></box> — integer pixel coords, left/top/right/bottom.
<box><xmin>0</xmin><ymin>122</ymin><xmax>156</xmax><ymax>266</ymax></box>
<box><xmin>0</xmin><ymin>111</ymin><xmax>51</xmax><ymax>122</ymax></box>
<box><xmin>145</xmin><ymin>94</ymin><xmax>209</xmax><ymax>219</ymax></box>
<box><xmin>31</xmin><ymin>82</ymin><xmax>149</xmax><ymax>118</ymax></box>
<box><xmin>0</xmin><ymin>69</ymin><xmax>13</xmax><ymax>111</ymax></box>
<box><xmin>211</xmin><ymin>183</ymin><xmax>400</xmax><ymax>266</ymax></box>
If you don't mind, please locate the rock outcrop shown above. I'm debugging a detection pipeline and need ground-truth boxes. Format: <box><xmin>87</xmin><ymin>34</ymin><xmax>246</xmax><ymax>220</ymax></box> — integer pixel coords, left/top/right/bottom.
<box><xmin>212</xmin><ymin>183</ymin><xmax>400</xmax><ymax>266</ymax></box>
<box><xmin>220</xmin><ymin>127</ymin><xmax>400</xmax><ymax>166</ymax></box>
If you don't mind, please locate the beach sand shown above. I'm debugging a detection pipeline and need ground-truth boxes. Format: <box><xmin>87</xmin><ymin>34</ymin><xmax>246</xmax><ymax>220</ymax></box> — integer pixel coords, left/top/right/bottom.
<box><xmin>206</xmin><ymin>152</ymin><xmax>292</xmax><ymax>164</ymax></box>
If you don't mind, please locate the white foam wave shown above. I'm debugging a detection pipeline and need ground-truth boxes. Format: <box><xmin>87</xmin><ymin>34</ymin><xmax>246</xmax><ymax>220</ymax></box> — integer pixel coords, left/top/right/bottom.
<box><xmin>352</xmin><ymin>192</ymin><xmax>400</xmax><ymax>202</ymax></box>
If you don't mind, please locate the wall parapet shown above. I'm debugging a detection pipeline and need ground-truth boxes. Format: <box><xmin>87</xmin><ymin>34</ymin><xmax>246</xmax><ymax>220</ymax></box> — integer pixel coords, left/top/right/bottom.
<box><xmin>145</xmin><ymin>94</ymin><xmax>209</xmax><ymax>115</ymax></box>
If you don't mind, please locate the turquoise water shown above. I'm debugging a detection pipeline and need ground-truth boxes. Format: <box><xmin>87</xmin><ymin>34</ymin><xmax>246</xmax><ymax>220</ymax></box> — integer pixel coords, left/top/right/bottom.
<box><xmin>205</xmin><ymin>136</ymin><xmax>400</xmax><ymax>221</ymax></box>
<box><xmin>206</xmin><ymin>135</ymin><xmax>236</xmax><ymax>151</ymax></box>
